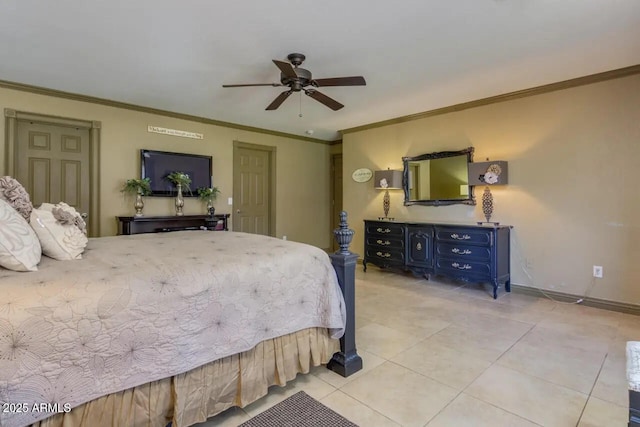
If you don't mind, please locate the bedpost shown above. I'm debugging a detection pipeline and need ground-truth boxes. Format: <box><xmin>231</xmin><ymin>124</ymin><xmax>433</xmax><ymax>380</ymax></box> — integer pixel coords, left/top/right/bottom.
<box><xmin>328</xmin><ymin>211</ymin><xmax>363</xmax><ymax>377</ymax></box>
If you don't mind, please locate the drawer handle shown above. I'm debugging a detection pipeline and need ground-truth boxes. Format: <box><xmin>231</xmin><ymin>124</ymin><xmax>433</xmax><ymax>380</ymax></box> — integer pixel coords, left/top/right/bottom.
<box><xmin>451</xmin><ymin>248</ymin><xmax>472</xmax><ymax>255</ymax></box>
<box><xmin>376</xmin><ymin>227</ymin><xmax>392</xmax><ymax>234</ymax></box>
<box><xmin>376</xmin><ymin>239</ymin><xmax>392</xmax><ymax>246</ymax></box>
<box><xmin>451</xmin><ymin>262</ymin><xmax>472</xmax><ymax>270</ymax></box>
<box><xmin>416</xmin><ymin>242</ymin><xmax>422</xmax><ymax>250</ymax></box>
<box><xmin>451</xmin><ymin>233</ymin><xmax>471</xmax><ymax>240</ymax></box>
<box><xmin>376</xmin><ymin>251</ymin><xmax>392</xmax><ymax>258</ymax></box>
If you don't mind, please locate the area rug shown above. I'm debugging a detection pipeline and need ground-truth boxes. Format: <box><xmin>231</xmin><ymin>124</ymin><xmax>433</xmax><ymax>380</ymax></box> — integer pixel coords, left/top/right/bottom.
<box><xmin>238</xmin><ymin>391</ymin><xmax>359</xmax><ymax>427</ymax></box>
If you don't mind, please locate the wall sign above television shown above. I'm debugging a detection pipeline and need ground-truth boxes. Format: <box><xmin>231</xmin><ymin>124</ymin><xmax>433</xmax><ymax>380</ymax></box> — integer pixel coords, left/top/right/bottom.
<box><xmin>147</xmin><ymin>125</ymin><xmax>204</xmax><ymax>140</ymax></box>
<box><xmin>141</xmin><ymin>149</ymin><xmax>212</xmax><ymax>197</ymax></box>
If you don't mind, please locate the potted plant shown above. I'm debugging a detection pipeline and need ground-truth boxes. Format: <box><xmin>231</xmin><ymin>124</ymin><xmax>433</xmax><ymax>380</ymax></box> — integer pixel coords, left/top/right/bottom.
<box><xmin>165</xmin><ymin>172</ymin><xmax>191</xmax><ymax>216</ymax></box>
<box><xmin>165</xmin><ymin>172</ymin><xmax>191</xmax><ymax>191</ymax></box>
<box><xmin>197</xmin><ymin>187</ymin><xmax>220</xmax><ymax>215</ymax></box>
<box><xmin>121</xmin><ymin>178</ymin><xmax>151</xmax><ymax>216</ymax></box>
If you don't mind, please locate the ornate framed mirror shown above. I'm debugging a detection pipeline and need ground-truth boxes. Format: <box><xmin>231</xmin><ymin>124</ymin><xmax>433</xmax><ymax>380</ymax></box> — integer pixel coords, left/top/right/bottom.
<box><xmin>402</xmin><ymin>147</ymin><xmax>475</xmax><ymax>206</ymax></box>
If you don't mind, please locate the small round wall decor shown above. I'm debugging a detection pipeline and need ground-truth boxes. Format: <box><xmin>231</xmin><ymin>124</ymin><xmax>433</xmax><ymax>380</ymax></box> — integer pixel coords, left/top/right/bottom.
<box><xmin>351</xmin><ymin>168</ymin><xmax>373</xmax><ymax>183</ymax></box>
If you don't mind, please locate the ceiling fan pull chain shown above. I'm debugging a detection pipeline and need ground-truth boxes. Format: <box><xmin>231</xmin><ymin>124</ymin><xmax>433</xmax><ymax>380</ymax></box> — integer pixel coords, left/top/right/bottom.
<box><xmin>299</xmin><ymin>92</ymin><xmax>303</xmax><ymax>117</ymax></box>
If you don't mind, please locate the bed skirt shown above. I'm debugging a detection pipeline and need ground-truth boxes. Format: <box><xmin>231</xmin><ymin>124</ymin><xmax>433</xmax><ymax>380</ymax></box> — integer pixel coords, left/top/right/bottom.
<box><xmin>29</xmin><ymin>327</ymin><xmax>339</xmax><ymax>427</ymax></box>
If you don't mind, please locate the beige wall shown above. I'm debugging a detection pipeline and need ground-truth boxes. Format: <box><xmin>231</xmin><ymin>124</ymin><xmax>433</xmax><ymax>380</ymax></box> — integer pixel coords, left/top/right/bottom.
<box><xmin>1</xmin><ymin>87</ymin><xmax>332</xmax><ymax>248</ymax></box>
<box><xmin>343</xmin><ymin>74</ymin><xmax>640</xmax><ymax>304</ymax></box>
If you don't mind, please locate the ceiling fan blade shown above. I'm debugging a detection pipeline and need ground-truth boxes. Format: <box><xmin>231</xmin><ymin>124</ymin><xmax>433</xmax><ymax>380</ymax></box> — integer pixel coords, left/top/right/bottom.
<box><xmin>266</xmin><ymin>90</ymin><xmax>293</xmax><ymax>110</ymax></box>
<box><xmin>304</xmin><ymin>89</ymin><xmax>344</xmax><ymax>111</ymax></box>
<box><xmin>313</xmin><ymin>76</ymin><xmax>366</xmax><ymax>87</ymax></box>
<box><xmin>222</xmin><ymin>83</ymin><xmax>283</xmax><ymax>88</ymax></box>
<box><xmin>272</xmin><ymin>60</ymin><xmax>297</xmax><ymax>78</ymax></box>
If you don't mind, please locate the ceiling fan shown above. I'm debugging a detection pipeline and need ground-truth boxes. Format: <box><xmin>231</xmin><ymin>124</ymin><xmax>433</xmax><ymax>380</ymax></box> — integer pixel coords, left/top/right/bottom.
<box><xmin>222</xmin><ymin>53</ymin><xmax>366</xmax><ymax>111</ymax></box>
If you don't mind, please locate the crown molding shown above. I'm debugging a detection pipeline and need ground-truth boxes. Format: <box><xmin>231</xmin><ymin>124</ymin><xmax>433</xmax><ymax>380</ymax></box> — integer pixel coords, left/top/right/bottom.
<box><xmin>0</xmin><ymin>79</ymin><xmax>331</xmax><ymax>145</ymax></box>
<box><xmin>341</xmin><ymin>64</ymin><xmax>640</xmax><ymax>135</ymax></box>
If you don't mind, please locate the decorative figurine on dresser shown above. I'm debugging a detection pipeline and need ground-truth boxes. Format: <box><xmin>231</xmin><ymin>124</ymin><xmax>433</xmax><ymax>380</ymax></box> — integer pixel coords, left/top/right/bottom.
<box><xmin>363</xmin><ymin>219</ymin><xmax>512</xmax><ymax>299</ymax></box>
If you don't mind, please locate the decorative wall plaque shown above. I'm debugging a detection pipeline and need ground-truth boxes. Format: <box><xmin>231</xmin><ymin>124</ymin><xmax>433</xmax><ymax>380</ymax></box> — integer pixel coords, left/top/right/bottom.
<box><xmin>148</xmin><ymin>125</ymin><xmax>203</xmax><ymax>140</ymax></box>
<box><xmin>351</xmin><ymin>168</ymin><xmax>373</xmax><ymax>183</ymax></box>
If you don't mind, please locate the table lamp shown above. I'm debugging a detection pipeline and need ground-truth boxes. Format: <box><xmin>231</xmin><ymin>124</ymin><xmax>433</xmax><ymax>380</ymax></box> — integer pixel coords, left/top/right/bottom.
<box><xmin>467</xmin><ymin>161</ymin><xmax>508</xmax><ymax>224</ymax></box>
<box><xmin>374</xmin><ymin>169</ymin><xmax>403</xmax><ymax>220</ymax></box>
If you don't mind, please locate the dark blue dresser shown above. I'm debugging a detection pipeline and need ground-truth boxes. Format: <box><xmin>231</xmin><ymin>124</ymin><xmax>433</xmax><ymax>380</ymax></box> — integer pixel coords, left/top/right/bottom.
<box><xmin>363</xmin><ymin>220</ymin><xmax>511</xmax><ymax>299</ymax></box>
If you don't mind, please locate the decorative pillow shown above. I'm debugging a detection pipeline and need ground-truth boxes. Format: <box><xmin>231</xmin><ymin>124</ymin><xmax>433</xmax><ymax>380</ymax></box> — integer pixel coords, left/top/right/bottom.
<box><xmin>39</xmin><ymin>202</ymin><xmax>87</xmax><ymax>235</ymax></box>
<box><xmin>31</xmin><ymin>208</ymin><xmax>88</xmax><ymax>260</ymax></box>
<box><xmin>0</xmin><ymin>199</ymin><xmax>41</xmax><ymax>271</ymax></box>
<box><xmin>0</xmin><ymin>176</ymin><xmax>33</xmax><ymax>222</ymax></box>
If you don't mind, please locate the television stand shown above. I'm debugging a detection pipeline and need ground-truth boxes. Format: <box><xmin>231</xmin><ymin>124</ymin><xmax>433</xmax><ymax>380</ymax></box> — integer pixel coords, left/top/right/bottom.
<box><xmin>117</xmin><ymin>214</ymin><xmax>230</xmax><ymax>235</ymax></box>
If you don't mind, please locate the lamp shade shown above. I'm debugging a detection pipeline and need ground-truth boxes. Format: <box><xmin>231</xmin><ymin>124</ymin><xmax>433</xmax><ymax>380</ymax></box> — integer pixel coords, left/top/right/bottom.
<box><xmin>374</xmin><ymin>170</ymin><xmax>403</xmax><ymax>189</ymax></box>
<box><xmin>468</xmin><ymin>161</ymin><xmax>508</xmax><ymax>186</ymax></box>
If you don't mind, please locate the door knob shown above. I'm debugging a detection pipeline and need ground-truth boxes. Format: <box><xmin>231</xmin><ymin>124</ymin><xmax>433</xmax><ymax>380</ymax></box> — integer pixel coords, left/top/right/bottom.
<box><xmin>236</xmin><ymin>209</ymin><xmax>241</xmax><ymax>214</ymax></box>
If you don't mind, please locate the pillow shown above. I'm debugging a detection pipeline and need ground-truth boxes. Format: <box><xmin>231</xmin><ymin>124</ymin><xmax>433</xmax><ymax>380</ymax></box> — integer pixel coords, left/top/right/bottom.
<box><xmin>39</xmin><ymin>202</ymin><xmax>87</xmax><ymax>235</ymax></box>
<box><xmin>0</xmin><ymin>199</ymin><xmax>41</xmax><ymax>271</ymax></box>
<box><xmin>31</xmin><ymin>208</ymin><xmax>88</xmax><ymax>260</ymax></box>
<box><xmin>0</xmin><ymin>176</ymin><xmax>33</xmax><ymax>222</ymax></box>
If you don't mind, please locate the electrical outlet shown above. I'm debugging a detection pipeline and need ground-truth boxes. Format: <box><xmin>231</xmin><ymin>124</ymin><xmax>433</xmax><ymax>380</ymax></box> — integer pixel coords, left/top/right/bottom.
<box><xmin>593</xmin><ymin>265</ymin><xmax>603</xmax><ymax>278</ymax></box>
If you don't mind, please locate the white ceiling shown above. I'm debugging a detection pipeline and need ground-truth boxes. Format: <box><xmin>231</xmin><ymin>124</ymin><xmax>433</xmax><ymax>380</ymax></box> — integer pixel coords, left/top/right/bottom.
<box><xmin>1</xmin><ymin>1</ymin><xmax>639</xmax><ymax>141</ymax></box>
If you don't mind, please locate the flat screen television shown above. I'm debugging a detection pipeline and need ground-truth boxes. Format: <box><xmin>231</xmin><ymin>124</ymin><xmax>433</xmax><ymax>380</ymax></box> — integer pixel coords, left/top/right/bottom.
<box><xmin>140</xmin><ymin>149</ymin><xmax>212</xmax><ymax>197</ymax></box>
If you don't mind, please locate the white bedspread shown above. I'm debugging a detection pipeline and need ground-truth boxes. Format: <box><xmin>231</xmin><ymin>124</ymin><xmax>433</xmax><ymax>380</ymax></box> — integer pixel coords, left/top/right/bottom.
<box><xmin>628</xmin><ymin>341</ymin><xmax>640</xmax><ymax>392</ymax></box>
<box><xmin>0</xmin><ymin>231</ymin><xmax>346</xmax><ymax>427</ymax></box>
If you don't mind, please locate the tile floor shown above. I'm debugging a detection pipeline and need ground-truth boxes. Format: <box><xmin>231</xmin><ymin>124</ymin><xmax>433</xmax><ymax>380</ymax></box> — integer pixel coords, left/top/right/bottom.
<box><xmin>197</xmin><ymin>268</ymin><xmax>637</xmax><ymax>427</ymax></box>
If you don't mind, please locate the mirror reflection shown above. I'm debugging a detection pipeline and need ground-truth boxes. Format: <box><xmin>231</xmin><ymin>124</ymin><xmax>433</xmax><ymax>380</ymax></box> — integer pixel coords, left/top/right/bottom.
<box><xmin>403</xmin><ymin>147</ymin><xmax>476</xmax><ymax>206</ymax></box>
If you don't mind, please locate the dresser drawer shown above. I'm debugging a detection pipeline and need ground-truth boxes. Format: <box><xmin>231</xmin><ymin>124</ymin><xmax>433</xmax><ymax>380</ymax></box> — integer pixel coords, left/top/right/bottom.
<box><xmin>365</xmin><ymin>246</ymin><xmax>404</xmax><ymax>264</ymax></box>
<box><xmin>436</xmin><ymin>242</ymin><xmax>491</xmax><ymax>262</ymax></box>
<box><xmin>435</xmin><ymin>227</ymin><xmax>493</xmax><ymax>246</ymax></box>
<box><xmin>365</xmin><ymin>222</ymin><xmax>404</xmax><ymax>238</ymax></box>
<box><xmin>436</xmin><ymin>257</ymin><xmax>491</xmax><ymax>279</ymax></box>
<box><xmin>365</xmin><ymin>236</ymin><xmax>404</xmax><ymax>249</ymax></box>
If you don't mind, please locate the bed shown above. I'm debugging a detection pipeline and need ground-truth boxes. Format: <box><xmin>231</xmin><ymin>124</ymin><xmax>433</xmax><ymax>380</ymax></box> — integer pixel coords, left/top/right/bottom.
<box><xmin>0</xmin><ymin>226</ymin><xmax>355</xmax><ymax>427</ymax></box>
<box><xmin>629</xmin><ymin>342</ymin><xmax>640</xmax><ymax>427</ymax></box>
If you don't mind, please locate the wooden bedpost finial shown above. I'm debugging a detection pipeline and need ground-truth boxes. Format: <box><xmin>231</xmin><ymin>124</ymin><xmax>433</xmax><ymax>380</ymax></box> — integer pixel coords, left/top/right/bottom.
<box><xmin>333</xmin><ymin>211</ymin><xmax>354</xmax><ymax>255</ymax></box>
<box><xmin>328</xmin><ymin>210</ymin><xmax>362</xmax><ymax>377</ymax></box>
